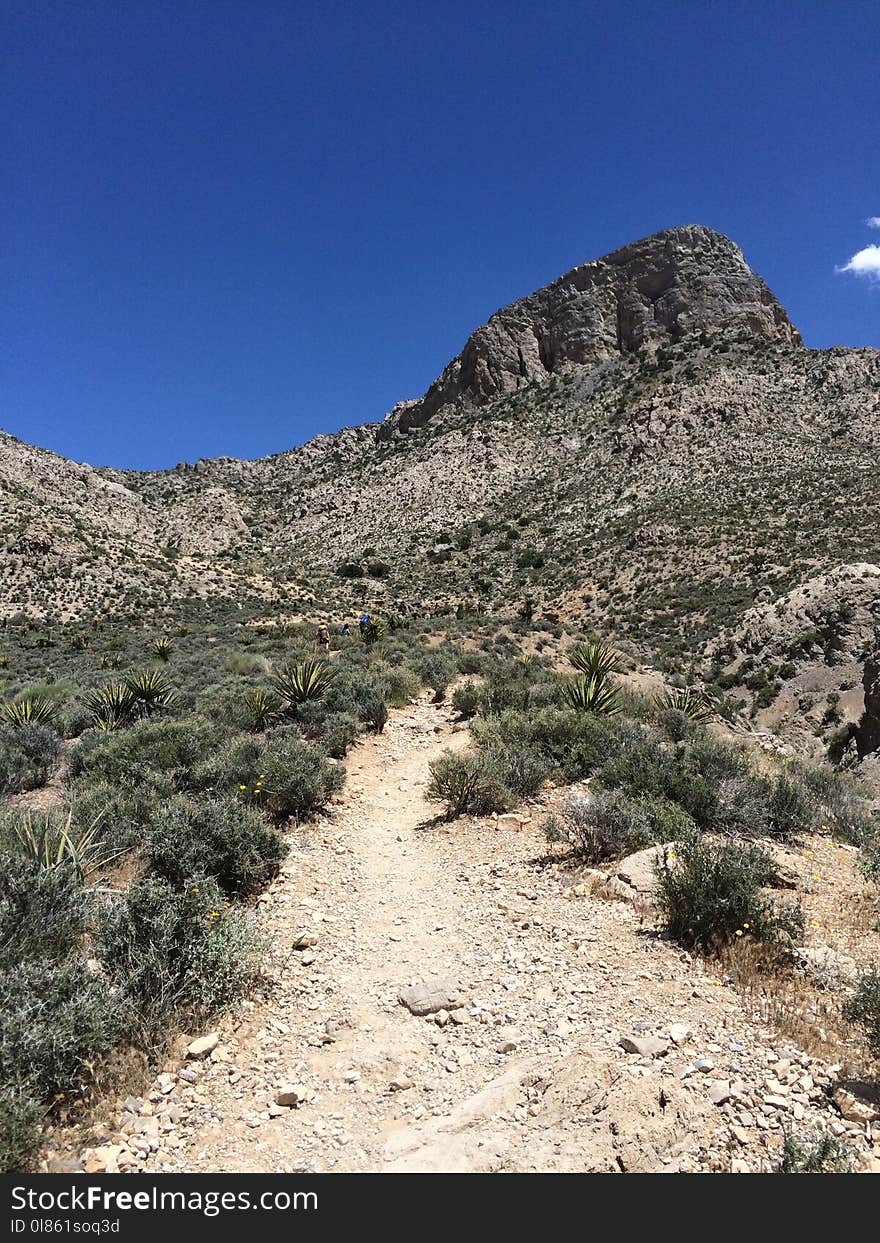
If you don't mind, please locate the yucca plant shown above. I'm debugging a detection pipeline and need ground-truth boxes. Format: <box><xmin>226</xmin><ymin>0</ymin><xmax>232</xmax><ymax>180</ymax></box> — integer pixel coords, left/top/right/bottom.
<box><xmin>152</xmin><ymin>636</ymin><xmax>173</xmax><ymax>662</ymax></box>
<box><xmin>271</xmin><ymin>661</ymin><xmax>336</xmax><ymax>709</ymax></box>
<box><xmin>657</xmin><ymin>686</ymin><xmax>715</xmax><ymax>722</ymax></box>
<box><xmin>1</xmin><ymin>695</ymin><xmax>57</xmax><ymax>727</ymax></box>
<box><xmin>243</xmin><ymin>688</ymin><xmax>283</xmax><ymax>732</ymax></box>
<box><xmin>562</xmin><ymin>674</ymin><xmax>622</xmax><ymax>716</ymax></box>
<box><xmin>4</xmin><ymin>809</ymin><xmax>106</xmax><ymax>877</ymax></box>
<box><xmin>360</xmin><ymin>618</ymin><xmax>384</xmax><ymax>646</ymax></box>
<box><xmin>100</xmin><ymin>652</ymin><xmax>123</xmax><ymax>670</ymax></box>
<box><xmin>568</xmin><ymin>640</ymin><xmax>624</xmax><ymax>680</ymax></box>
<box><xmin>124</xmin><ymin>670</ymin><xmax>176</xmax><ymax>717</ymax></box>
<box><xmin>84</xmin><ymin>683</ymin><xmax>136</xmax><ymax>731</ymax></box>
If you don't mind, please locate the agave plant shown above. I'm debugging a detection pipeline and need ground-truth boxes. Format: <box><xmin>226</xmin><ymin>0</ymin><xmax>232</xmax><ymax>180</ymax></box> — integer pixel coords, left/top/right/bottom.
<box><xmin>152</xmin><ymin>635</ymin><xmax>173</xmax><ymax>662</ymax></box>
<box><xmin>271</xmin><ymin>660</ymin><xmax>336</xmax><ymax>708</ymax></box>
<box><xmin>562</xmin><ymin>674</ymin><xmax>622</xmax><ymax>716</ymax></box>
<box><xmin>124</xmin><ymin>669</ymin><xmax>177</xmax><ymax>717</ymax></box>
<box><xmin>84</xmin><ymin>683</ymin><xmax>136</xmax><ymax>731</ymax></box>
<box><xmin>243</xmin><ymin>688</ymin><xmax>283</xmax><ymax>732</ymax></box>
<box><xmin>568</xmin><ymin>639</ymin><xmax>624</xmax><ymax>680</ymax></box>
<box><xmin>5</xmin><ymin>809</ymin><xmax>106</xmax><ymax>876</ymax></box>
<box><xmin>1</xmin><ymin>694</ymin><xmax>57</xmax><ymax>727</ymax></box>
<box><xmin>99</xmin><ymin>652</ymin><xmax>123</xmax><ymax>670</ymax></box>
<box><xmin>657</xmin><ymin>686</ymin><xmax>715</xmax><ymax>722</ymax></box>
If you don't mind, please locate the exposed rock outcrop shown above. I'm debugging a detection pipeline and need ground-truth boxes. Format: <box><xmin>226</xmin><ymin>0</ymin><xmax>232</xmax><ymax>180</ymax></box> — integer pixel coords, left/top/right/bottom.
<box><xmin>378</xmin><ymin>225</ymin><xmax>801</xmax><ymax>439</ymax></box>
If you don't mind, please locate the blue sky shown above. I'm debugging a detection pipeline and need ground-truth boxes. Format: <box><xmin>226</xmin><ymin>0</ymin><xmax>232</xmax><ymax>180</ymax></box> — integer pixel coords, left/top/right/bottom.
<box><xmin>3</xmin><ymin>1</ymin><xmax>878</xmax><ymax>470</ymax></box>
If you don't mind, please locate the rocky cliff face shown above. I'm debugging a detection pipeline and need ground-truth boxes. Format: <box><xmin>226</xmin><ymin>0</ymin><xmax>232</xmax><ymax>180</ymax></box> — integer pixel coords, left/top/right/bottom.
<box><xmin>378</xmin><ymin>225</ymin><xmax>801</xmax><ymax>439</ymax></box>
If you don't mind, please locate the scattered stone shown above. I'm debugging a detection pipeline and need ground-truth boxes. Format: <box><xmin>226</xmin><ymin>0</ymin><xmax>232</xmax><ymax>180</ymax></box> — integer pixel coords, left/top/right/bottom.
<box><xmin>619</xmin><ymin>1035</ymin><xmax>670</xmax><ymax>1058</ymax></box>
<box><xmin>399</xmin><ymin>978</ymin><xmax>464</xmax><ymax>1016</ymax></box>
<box><xmin>186</xmin><ymin>1033</ymin><xmax>219</xmax><ymax>1059</ymax></box>
<box><xmin>275</xmin><ymin>1085</ymin><xmax>308</xmax><ymax>1107</ymax></box>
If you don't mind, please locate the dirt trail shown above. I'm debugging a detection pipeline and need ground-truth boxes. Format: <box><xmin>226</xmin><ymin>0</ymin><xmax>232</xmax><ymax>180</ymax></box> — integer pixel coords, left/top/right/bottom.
<box><xmin>72</xmin><ymin>696</ymin><xmax>880</xmax><ymax>1175</ymax></box>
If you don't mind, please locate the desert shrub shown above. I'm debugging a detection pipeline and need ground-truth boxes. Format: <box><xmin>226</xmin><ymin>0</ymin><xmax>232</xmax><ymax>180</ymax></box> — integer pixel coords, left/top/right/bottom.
<box><xmin>67</xmin><ymin>772</ymin><xmax>175</xmax><ymax>851</ymax></box>
<box><xmin>0</xmin><ymin>851</ymin><xmax>88</xmax><ymax>969</ymax></box>
<box><xmin>597</xmin><ymin>734</ymin><xmax>719</xmax><ymax>827</ymax></box>
<box><xmin>379</xmin><ymin>665</ymin><xmax>421</xmax><ymax>708</ymax></box>
<box><xmin>788</xmin><ymin>760</ymin><xmax>874</xmax><ymax>844</ymax></box>
<box><xmin>451</xmin><ymin>682</ymin><xmax>481</xmax><ymax>717</ymax></box>
<box><xmin>145</xmin><ymin>796</ymin><xmax>286</xmax><ymax>897</ymax></box>
<box><xmin>456</xmin><ymin>650</ymin><xmax>488</xmax><ymax>675</ymax></box>
<box><xmin>187</xmin><ymin>732</ymin><xmax>268</xmax><ymax>795</ymax></box>
<box><xmin>356</xmin><ymin>687</ymin><xmax>388</xmax><ymax>733</ymax></box>
<box><xmin>714</xmin><ymin>775</ymin><xmax>773</xmax><ymax>837</ymax></box>
<box><xmin>71</xmin><ymin>716</ymin><xmax>224</xmax><ymax>787</ymax></box>
<box><xmin>655</xmin><ymin>834</ymin><xmax>804</xmax><ymax>951</ymax></box>
<box><xmin>258</xmin><ymin>732</ymin><xmax>345</xmax><ymax>820</ymax></box>
<box><xmin>97</xmin><ymin>875</ymin><xmax>262</xmax><ymax>1035</ymax></box>
<box><xmin>0</xmin><ymin>1083</ymin><xmax>43</xmax><ymax>1173</ymax></box>
<box><xmin>766</xmin><ymin>774</ymin><xmax>817</xmax><ymax>841</ymax></box>
<box><xmin>555</xmin><ymin>790</ymin><xmax>693</xmax><ymax>863</ymax></box>
<box><xmin>418</xmin><ymin>653</ymin><xmax>454</xmax><ymax>702</ymax></box>
<box><xmin>479</xmin><ymin>743</ymin><xmax>549</xmax><ymax>800</ymax></box>
<box><xmin>426</xmin><ymin>750</ymin><xmax>512</xmax><ymax>819</ymax></box>
<box><xmin>319</xmin><ymin>712</ymin><xmax>361</xmax><ymax>758</ymax></box>
<box><xmin>776</xmin><ymin>1127</ymin><xmax>855</xmax><ymax>1173</ymax></box>
<box><xmin>0</xmin><ymin>960</ymin><xmax>124</xmax><ymax>1104</ymax></box>
<box><xmin>0</xmin><ymin>723</ymin><xmax>60</xmax><ymax>795</ymax></box>
<box><xmin>656</xmin><ymin>707</ymin><xmax>706</xmax><ymax>743</ymax></box>
<box><xmin>843</xmin><ymin>969</ymin><xmax>880</xmax><ymax>1060</ymax></box>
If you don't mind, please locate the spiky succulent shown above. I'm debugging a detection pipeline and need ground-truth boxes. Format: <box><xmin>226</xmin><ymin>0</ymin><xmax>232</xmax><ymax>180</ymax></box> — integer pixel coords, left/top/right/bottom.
<box><xmin>1</xmin><ymin>695</ymin><xmax>57</xmax><ymax>727</ymax></box>
<box><xmin>568</xmin><ymin>640</ymin><xmax>624</xmax><ymax>680</ymax></box>
<box><xmin>124</xmin><ymin>670</ymin><xmax>177</xmax><ymax>717</ymax></box>
<box><xmin>271</xmin><ymin>661</ymin><xmax>336</xmax><ymax>708</ymax></box>
<box><xmin>84</xmin><ymin>683</ymin><xmax>136</xmax><ymax>731</ymax></box>
<box><xmin>359</xmin><ymin>618</ymin><xmax>384</xmax><ymax>646</ymax></box>
<box><xmin>152</xmin><ymin>636</ymin><xmax>173</xmax><ymax>662</ymax></box>
<box><xmin>243</xmin><ymin>688</ymin><xmax>283</xmax><ymax>732</ymax></box>
<box><xmin>657</xmin><ymin>687</ymin><xmax>714</xmax><ymax>722</ymax></box>
<box><xmin>562</xmin><ymin>674</ymin><xmax>622</xmax><ymax>716</ymax></box>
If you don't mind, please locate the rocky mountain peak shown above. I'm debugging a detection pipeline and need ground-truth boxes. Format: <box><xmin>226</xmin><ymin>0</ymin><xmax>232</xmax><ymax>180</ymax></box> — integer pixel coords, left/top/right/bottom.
<box><xmin>379</xmin><ymin>224</ymin><xmax>801</xmax><ymax>439</ymax></box>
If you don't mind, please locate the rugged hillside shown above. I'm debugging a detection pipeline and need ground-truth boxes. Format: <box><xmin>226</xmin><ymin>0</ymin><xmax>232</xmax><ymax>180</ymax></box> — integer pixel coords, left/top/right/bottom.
<box><xmin>1</xmin><ymin>225</ymin><xmax>878</xmax><ymax>667</ymax></box>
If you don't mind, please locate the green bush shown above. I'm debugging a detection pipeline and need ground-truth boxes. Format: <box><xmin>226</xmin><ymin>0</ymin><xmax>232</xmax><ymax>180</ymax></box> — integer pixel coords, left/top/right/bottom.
<box><xmin>554</xmin><ymin>790</ymin><xmax>694</xmax><ymax>863</ymax></box>
<box><xmin>378</xmin><ymin>665</ymin><xmax>421</xmax><ymax>708</ymax></box>
<box><xmin>776</xmin><ymin>1127</ymin><xmax>855</xmax><ymax>1173</ymax></box>
<box><xmin>451</xmin><ymin>682</ymin><xmax>481</xmax><ymax>717</ymax></box>
<box><xmin>258</xmin><ymin>732</ymin><xmax>345</xmax><ymax>820</ymax></box>
<box><xmin>0</xmin><ymin>1083</ymin><xmax>43</xmax><ymax>1173</ymax></box>
<box><xmin>146</xmin><ymin>796</ymin><xmax>286</xmax><ymax>897</ymax></box>
<box><xmin>426</xmin><ymin>751</ymin><xmax>512</xmax><ymax>819</ymax></box>
<box><xmin>97</xmin><ymin>875</ymin><xmax>262</xmax><ymax>1035</ymax></box>
<box><xmin>655</xmin><ymin>834</ymin><xmax>804</xmax><ymax>951</ymax></box>
<box><xmin>597</xmin><ymin>734</ymin><xmax>720</xmax><ymax>827</ymax></box>
<box><xmin>71</xmin><ymin>716</ymin><xmax>224</xmax><ymax>788</ymax></box>
<box><xmin>0</xmin><ymin>724</ymin><xmax>60</xmax><ymax>796</ymax></box>
<box><xmin>319</xmin><ymin>712</ymin><xmax>361</xmax><ymax>758</ymax></box>
<box><xmin>417</xmin><ymin>653</ymin><xmax>454</xmax><ymax>702</ymax></box>
<box><xmin>0</xmin><ymin>960</ymin><xmax>124</xmax><ymax>1103</ymax></box>
<box><xmin>843</xmin><ymin>969</ymin><xmax>880</xmax><ymax>1059</ymax></box>
<box><xmin>0</xmin><ymin>851</ymin><xmax>88</xmax><ymax>969</ymax></box>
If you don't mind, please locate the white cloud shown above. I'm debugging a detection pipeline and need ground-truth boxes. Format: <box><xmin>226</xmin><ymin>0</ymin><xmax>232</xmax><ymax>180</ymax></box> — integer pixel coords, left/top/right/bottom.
<box><xmin>867</xmin><ymin>217</ymin><xmax>880</xmax><ymax>229</ymax></box>
<box><xmin>837</xmin><ymin>243</ymin><xmax>880</xmax><ymax>282</ymax></box>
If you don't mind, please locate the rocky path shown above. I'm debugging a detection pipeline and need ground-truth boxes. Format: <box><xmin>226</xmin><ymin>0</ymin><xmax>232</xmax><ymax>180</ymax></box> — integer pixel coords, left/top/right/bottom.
<box><xmin>69</xmin><ymin>698</ymin><xmax>880</xmax><ymax>1175</ymax></box>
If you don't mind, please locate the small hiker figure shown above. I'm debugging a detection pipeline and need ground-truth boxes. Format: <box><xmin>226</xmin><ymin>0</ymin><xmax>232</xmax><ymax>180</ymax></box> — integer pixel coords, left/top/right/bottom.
<box><xmin>340</xmin><ymin>622</ymin><xmax>351</xmax><ymax>637</ymax></box>
<box><xmin>358</xmin><ymin>612</ymin><xmax>370</xmax><ymax>636</ymax></box>
<box><xmin>316</xmin><ymin>623</ymin><xmax>332</xmax><ymax>654</ymax></box>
